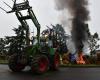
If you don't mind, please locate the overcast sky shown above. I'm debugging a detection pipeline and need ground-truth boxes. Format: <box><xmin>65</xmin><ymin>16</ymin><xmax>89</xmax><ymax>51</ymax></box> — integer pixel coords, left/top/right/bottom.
<box><xmin>0</xmin><ymin>0</ymin><xmax>100</xmax><ymax>38</ymax></box>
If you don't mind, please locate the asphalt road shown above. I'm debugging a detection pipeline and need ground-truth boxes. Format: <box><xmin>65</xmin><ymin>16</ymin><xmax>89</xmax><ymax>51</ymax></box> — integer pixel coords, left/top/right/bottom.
<box><xmin>0</xmin><ymin>65</ymin><xmax>100</xmax><ymax>80</ymax></box>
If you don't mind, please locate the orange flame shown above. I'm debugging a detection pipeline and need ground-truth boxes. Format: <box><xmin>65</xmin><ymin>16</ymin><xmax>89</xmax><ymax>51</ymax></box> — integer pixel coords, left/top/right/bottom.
<box><xmin>77</xmin><ymin>52</ymin><xmax>85</xmax><ymax>64</ymax></box>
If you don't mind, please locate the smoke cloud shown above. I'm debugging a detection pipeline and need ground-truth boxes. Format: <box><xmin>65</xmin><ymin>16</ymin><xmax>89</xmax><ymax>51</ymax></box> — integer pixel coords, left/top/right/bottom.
<box><xmin>54</xmin><ymin>0</ymin><xmax>90</xmax><ymax>52</ymax></box>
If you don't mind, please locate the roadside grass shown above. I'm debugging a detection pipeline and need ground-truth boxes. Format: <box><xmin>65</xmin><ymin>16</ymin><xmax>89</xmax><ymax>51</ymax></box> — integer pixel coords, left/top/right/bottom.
<box><xmin>0</xmin><ymin>60</ymin><xmax>8</xmax><ymax>64</ymax></box>
<box><xmin>60</xmin><ymin>64</ymin><xmax>100</xmax><ymax>67</ymax></box>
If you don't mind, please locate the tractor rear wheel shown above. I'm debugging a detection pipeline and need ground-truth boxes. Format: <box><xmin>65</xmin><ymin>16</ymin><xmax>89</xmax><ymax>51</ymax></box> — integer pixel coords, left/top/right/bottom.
<box><xmin>8</xmin><ymin>55</ymin><xmax>26</xmax><ymax>72</ymax></box>
<box><xmin>50</xmin><ymin>52</ymin><xmax>60</xmax><ymax>70</ymax></box>
<box><xmin>31</xmin><ymin>55</ymin><xmax>49</xmax><ymax>74</ymax></box>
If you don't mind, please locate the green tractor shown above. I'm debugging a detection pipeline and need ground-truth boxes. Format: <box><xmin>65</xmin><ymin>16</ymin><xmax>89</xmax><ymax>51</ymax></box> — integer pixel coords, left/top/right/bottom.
<box><xmin>4</xmin><ymin>0</ymin><xmax>60</xmax><ymax>74</ymax></box>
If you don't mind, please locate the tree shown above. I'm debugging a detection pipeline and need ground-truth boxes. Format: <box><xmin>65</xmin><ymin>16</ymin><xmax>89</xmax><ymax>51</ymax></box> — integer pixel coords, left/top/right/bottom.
<box><xmin>88</xmin><ymin>32</ymin><xmax>100</xmax><ymax>55</ymax></box>
<box><xmin>52</xmin><ymin>24</ymin><xmax>67</xmax><ymax>44</ymax></box>
<box><xmin>0</xmin><ymin>38</ymin><xmax>5</xmax><ymax>55</ymax></box>
<box><xmin>7</xmin><ymin>25</ymin><xmax>27</xmax><ymax>55</ymax></box>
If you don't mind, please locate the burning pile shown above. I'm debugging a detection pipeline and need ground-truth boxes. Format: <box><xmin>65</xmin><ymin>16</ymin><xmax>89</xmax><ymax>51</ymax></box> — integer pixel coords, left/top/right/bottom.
<box><xmin>77</xmin><ymin>51</ymin><xmax>85</xmax><ymax>64</ymax></box>
<box><xmin>54</xmin><ymin>0</ymin><xmax>90</xmax><ymax>64</ymax></box>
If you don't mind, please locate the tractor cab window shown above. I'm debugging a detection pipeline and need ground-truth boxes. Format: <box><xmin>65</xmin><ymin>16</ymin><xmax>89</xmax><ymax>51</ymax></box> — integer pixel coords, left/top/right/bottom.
<box><xmin>40</xmin><ymin>38</ymin><xmax>47</xmax><ymax>47</ymax></box>
<box><xmin>48</xmin><ymin>40</ymin><xmax>53</xmax><ymax>47</ymax></box>
<box><xmin>40</xmin><ymin>42</ymin><xmax>46</xmax><ymax>47</ymax></box>
<box><xmin>32</xmin><ymin>38</ymin><xmax>37</xmax><ymax>45</ymax></box>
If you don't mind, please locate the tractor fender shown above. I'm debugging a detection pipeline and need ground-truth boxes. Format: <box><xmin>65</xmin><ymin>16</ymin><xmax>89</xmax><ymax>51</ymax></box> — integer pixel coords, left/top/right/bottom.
<box><xmin>49</xmin><ymin>48</ymin><xmax>57</xmax><ymax>56</ymax></box>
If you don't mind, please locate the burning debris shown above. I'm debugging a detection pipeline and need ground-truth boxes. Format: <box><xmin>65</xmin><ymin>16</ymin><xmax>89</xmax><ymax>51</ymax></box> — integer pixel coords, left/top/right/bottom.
<box><xmin>76</xmin><ymin>51</ymin><xmax>85</xmax><ymax>64</ymax></box>
<box><xmin>54</xmin><ymin>0</ymin><xmax>90</xmax><ymax>64</ymax></box>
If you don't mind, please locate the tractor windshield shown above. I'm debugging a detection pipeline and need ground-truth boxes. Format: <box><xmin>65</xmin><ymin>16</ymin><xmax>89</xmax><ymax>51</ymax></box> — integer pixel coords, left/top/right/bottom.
<box><xmin>33</xmin><ymin>38</ymin><xmax>38</xmax><ymax>45</ymax></box>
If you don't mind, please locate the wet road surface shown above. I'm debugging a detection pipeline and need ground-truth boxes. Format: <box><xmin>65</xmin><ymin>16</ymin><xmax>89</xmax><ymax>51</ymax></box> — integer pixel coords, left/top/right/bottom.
<box><xmin>0</xmin><ymin>65</ymin><xmax>100</xmax><ymax>80</ymax></box>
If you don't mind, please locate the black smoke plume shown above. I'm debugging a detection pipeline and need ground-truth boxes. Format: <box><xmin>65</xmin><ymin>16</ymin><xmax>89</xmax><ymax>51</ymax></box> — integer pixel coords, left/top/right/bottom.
<box><xmin>55</xmin><ymin>0</ymin><xmax>90</xmax><ymax>52</ymax></box>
